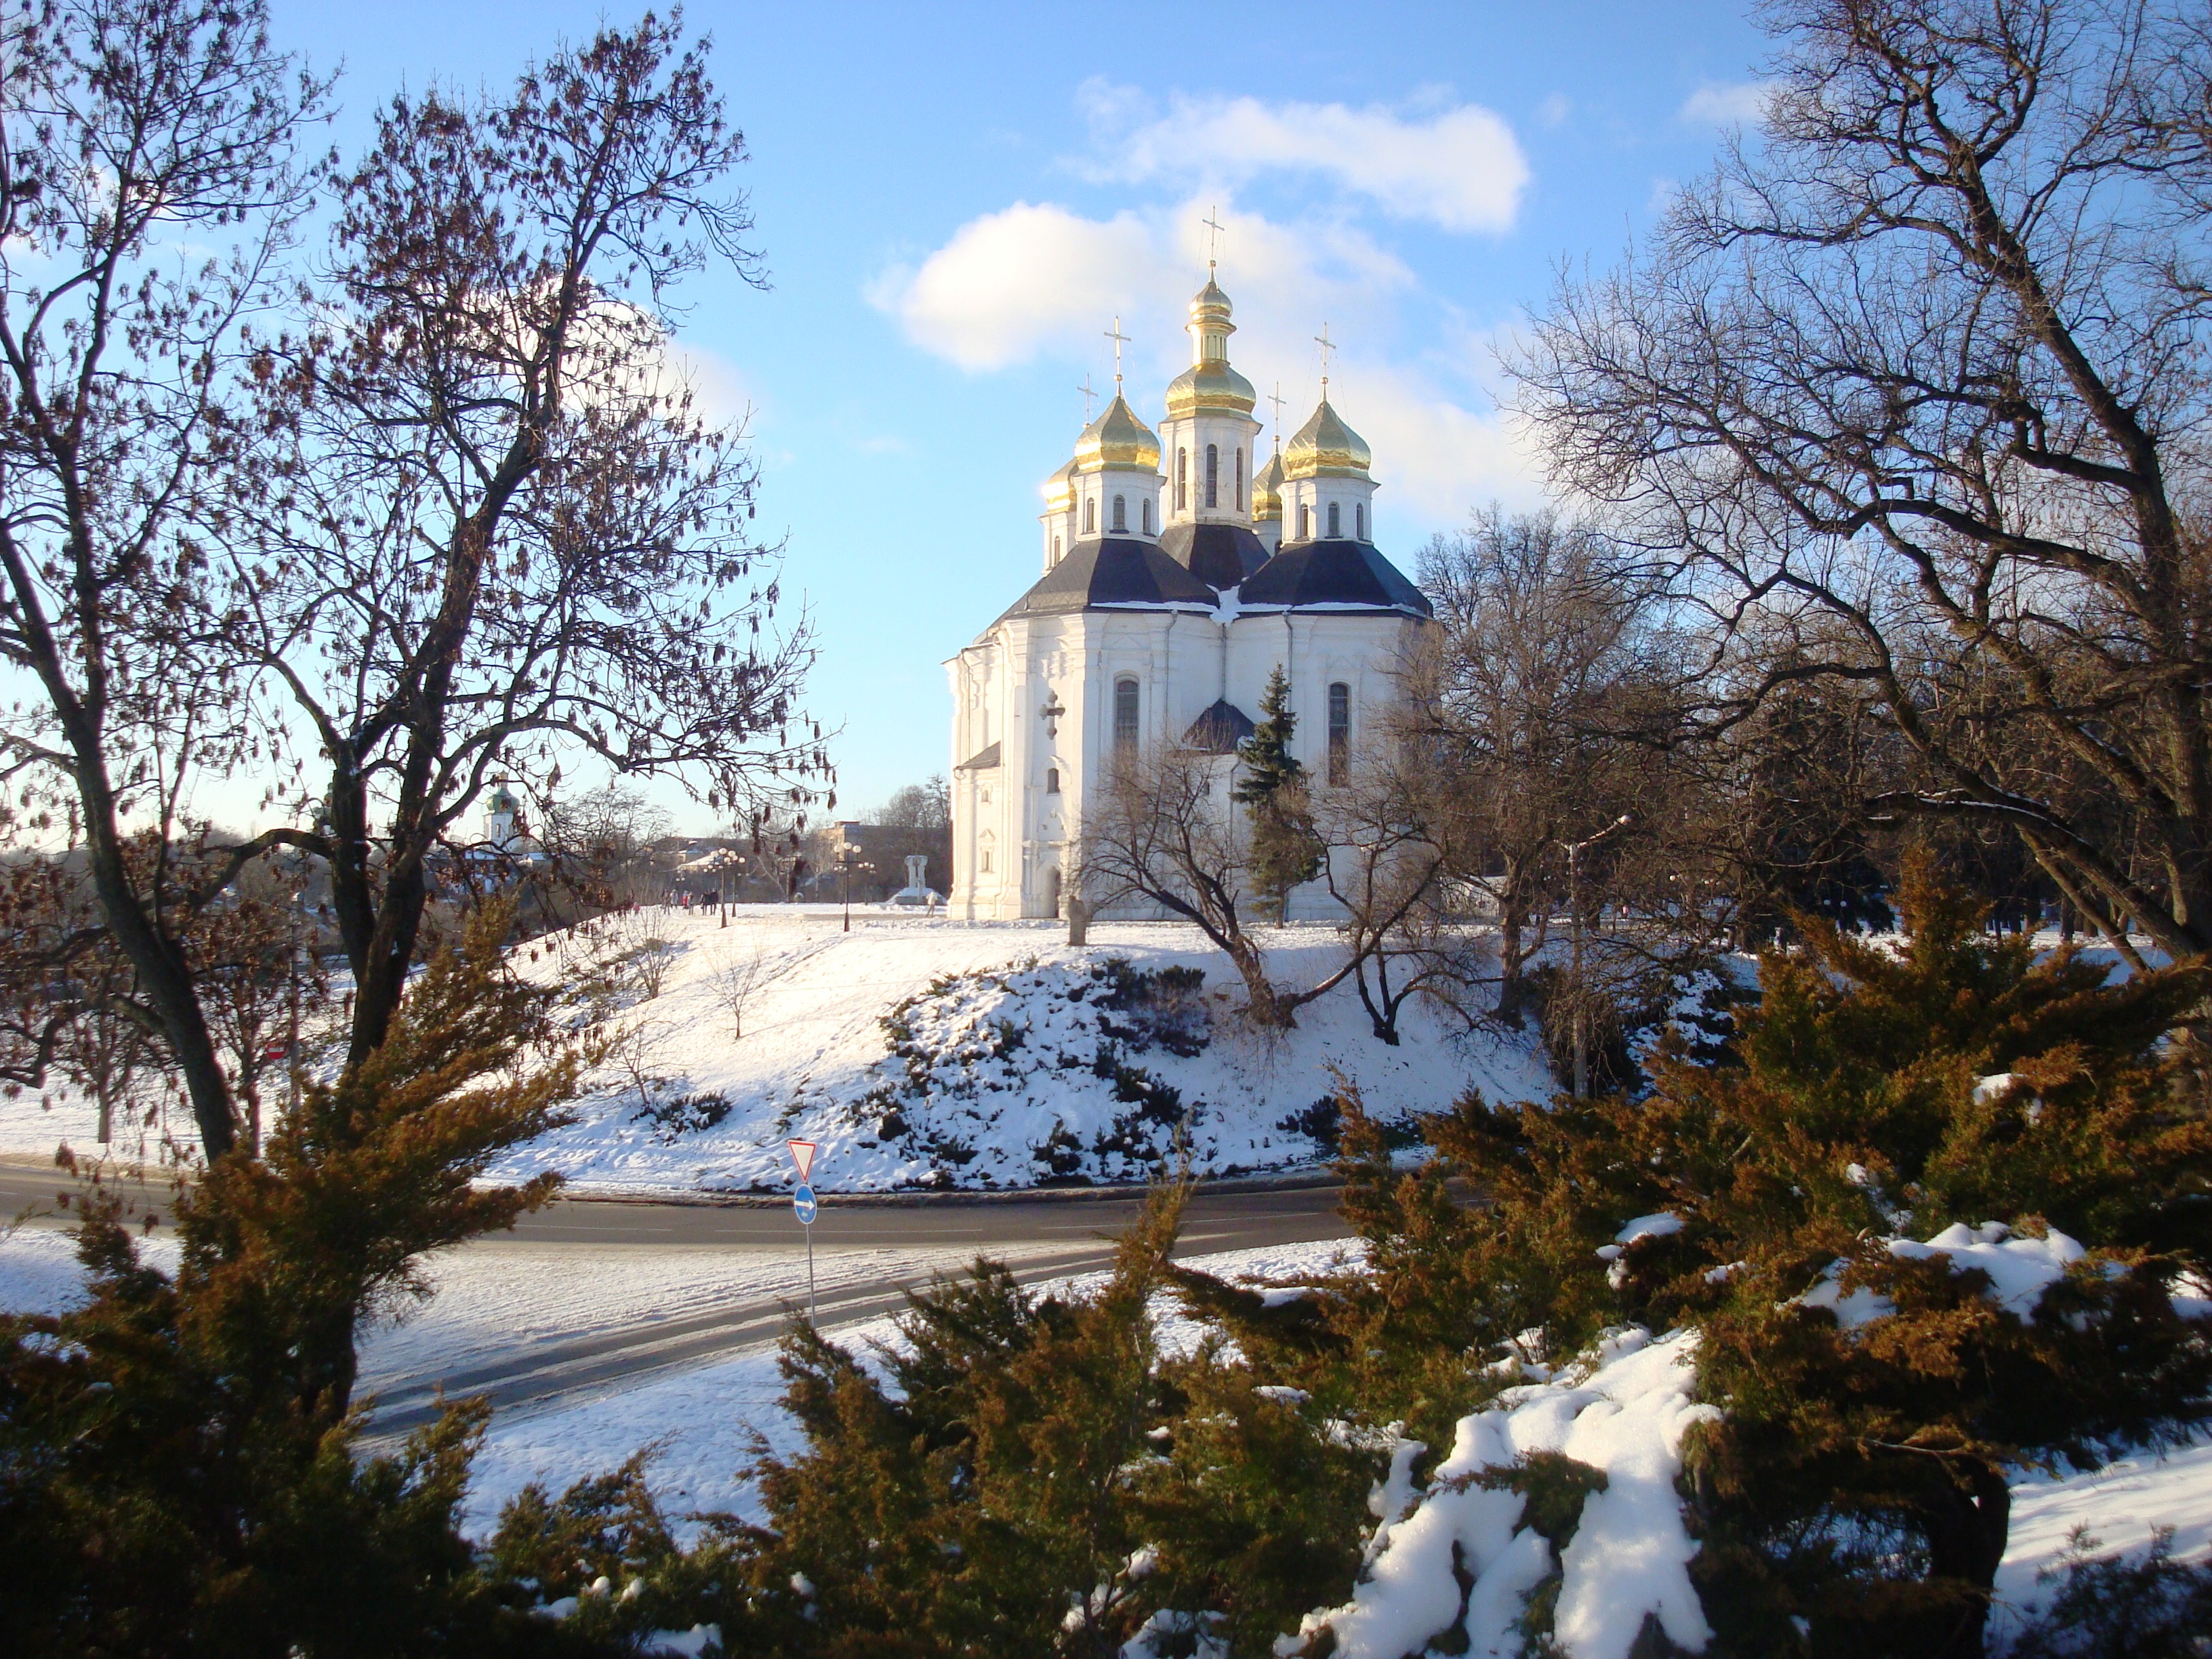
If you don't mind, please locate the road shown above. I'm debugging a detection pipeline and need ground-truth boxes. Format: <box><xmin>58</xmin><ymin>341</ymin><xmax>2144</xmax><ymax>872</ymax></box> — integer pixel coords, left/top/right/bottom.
<box><xmin>0</xmin><ymin>1157</ymin><xmax>1349</xmax><ymax>1437</ymax></box>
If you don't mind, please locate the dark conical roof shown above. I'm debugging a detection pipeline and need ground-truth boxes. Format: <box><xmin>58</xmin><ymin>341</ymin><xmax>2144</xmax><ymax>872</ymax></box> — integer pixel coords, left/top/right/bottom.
<box><xmin>1183</xmin><ymin>699</ymin><xmax>1256</xmax><ymax>754</ymax></box>
<box><xmin>1238</xmin><ymin>538</ymin><xmax>1431</xmax><ymax>617</ymax></box>
<box><xmin>1158</xmin><ymin>521</ymin><xmax>1269</xmax><ymax>590</ymax></box>
<box><xmin>994</xmin><ymin>536</ymin><xmax>1218</xmax><ymax>628</ymax></box>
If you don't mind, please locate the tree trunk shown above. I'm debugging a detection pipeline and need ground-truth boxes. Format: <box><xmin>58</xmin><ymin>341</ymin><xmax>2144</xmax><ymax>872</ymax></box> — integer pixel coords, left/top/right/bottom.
<box><xmin>1920</xmin><ymin>1460</ymin><xmax>2011</xmax><ymax>1659</ymax></box>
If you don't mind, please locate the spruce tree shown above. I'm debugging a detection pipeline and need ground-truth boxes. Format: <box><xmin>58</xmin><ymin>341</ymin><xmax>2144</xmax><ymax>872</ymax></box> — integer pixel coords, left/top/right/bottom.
<box><xmin>1235</xmin><ymin>666</ymin><xmax>1324</xmax><ymax>922</ymax></box>
<box><xmin>1263</xmin><ymin>857</ymin><xmax>2212</xmax><ymax>1658</ymax></box>
<box><xmin>0</xmin><ymin>899</ymin><xmax>590</xmax><ymax>1656</ymax></box>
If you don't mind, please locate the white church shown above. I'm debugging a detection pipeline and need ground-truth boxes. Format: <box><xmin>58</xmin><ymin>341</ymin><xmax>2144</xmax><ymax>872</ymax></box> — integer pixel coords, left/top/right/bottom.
<box><xmin>945</xmin><ymin>272</ymin><xmax>1431</xmax><ymax>921</ymax></box>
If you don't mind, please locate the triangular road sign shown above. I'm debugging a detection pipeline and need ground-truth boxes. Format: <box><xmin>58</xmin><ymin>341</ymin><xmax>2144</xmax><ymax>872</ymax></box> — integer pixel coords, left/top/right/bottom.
<box><xmin>787</xmin><ymin>1138</ymin><xmax>818</xmax><ymax>1183</ymax></box>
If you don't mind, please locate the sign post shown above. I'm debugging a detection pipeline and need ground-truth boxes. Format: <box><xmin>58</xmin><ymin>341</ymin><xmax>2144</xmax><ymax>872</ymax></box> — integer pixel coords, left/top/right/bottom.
<box><xmin>787</xmin><ymin>1139</ymin><xmax>819</xmax><ymax>1322</ymax></box>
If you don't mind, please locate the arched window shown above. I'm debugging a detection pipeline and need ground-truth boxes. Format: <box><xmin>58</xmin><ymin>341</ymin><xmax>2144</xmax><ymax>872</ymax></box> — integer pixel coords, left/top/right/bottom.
<box><xmin>1142</xmin><ymin>497</ymin><xmax>1152</xmax><ymax>535</ymax></box>
<box><xmin>1084</xmin><ymin>497</ymin><xmax>1096</xmax><ymax>534</ymax></box>
<box><xmin>1205</xmin><ymin>444</ymin><xmax>1219</xmax><ymax>508</ymax></box>
<box><xmin>1112</xmin><ymin>494</ymin><xmax>1127</xmax><ymax>533</ymax></box>
<box><xmin>1328</xmin><ymin>682</ymin><xmax>1351</xmax><ymax>786</ymax></box>
<box><xmin>1046</xmin><ymin>766</ymin><xmax>1061</xmax><ymax>794</ymax></box>
<box><xmin>1051</xmin><ymin>534</ymin><xmax>1061</xmax><ymax>564</ymax></box>
<box><xmin>979</xmin><ymin>832</ymin><xmax>994</xmax><ymax>874</ymax></box>
<box><xmin>1355</xmin><ymin>502</ymin><xmax>1365</xmax><ymax>540</ymax></box>
<box><xmin>1113</xmin><ymin>677</ymin><xmax>1140</xmax><ymax>751</ymax></box>
<box><xmin>1298</xmin><ymin>502</ymin><xmax>1311</xmax><ymax>539</ymax></box>
<box><xmin>1176</xmin><ymin>448</ymin><xmax>1188</xmax><ymax>510</ymax></box>
<box><xmin>1328</xmin><ymin>500</ymin><xmax>1341</xmax><ymax>537</ymax></box>
<box><xmin>1235</xmin><ymin>448</ymin><xmax>1244</xmax><ymax>509</ymax></box>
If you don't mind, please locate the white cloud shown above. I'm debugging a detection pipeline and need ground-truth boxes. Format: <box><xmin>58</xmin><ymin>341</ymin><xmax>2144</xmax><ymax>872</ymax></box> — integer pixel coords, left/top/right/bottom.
<box><xmin>865</xmin><ymin>202</ymin><xmax>1167</xmax><ymax>372</ymax></box>
<box><xmin>1078</xmin><ymin>84</ymin><xmax>1530</xmax><ymax>234</ymax></box>
<box><xmin>1536</xmin><ymin>92</ymin><xmax>1572</xmax><ymax>129</ymax></box>
<box><xmin>1326</xmin><ymin>356</ymin><xmax>1547</xmax><ymax>520</ymax></box>
<box><xmin>1679</xmin><ymin>81</ymin><xmax>1774</xmax><ymax>126</ymax></box>
<box><xmin>869</xmin><ymin>197</ymin><xmax>1413</xmax><ymax>383</ymax></box>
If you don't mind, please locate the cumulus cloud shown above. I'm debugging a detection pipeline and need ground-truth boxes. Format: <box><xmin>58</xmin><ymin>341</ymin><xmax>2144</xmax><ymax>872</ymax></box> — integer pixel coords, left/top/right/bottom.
<box><xmin>869</xmin><ymin>197</ymin><xmax>1412</xmax><ymax>382</ymax></box>
<box><xmin>1078</xmin><ymin>83</ymin><xmax>1529</xmax><ymax>234</ymax></box>
<box><xmin>865</xmin><ymin>202</ymin><xmax>1168</xmax><ymax>373</ymax></box>
<box><xmin>1679</xmin><ymin>81</ymin><xmax>1774</xmax><ymax>126</ymax></box>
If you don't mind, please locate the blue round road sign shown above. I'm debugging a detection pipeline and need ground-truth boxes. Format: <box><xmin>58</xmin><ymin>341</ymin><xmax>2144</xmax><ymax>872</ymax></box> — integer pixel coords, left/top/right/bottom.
<box><xmin>792</xmin><ymin>1183</ymin><xmax>817</xmax><ymax>1225</ymax></box>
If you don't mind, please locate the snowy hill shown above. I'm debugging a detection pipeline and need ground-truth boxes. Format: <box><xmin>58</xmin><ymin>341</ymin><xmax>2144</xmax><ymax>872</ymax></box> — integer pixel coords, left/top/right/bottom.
<box><xmin>0</xmin><ymin>904</ymin><xmax>1551</xmax><ymax>1195</ymax></box>
<box><xmin>482</xmin><ymin>905</ymin><xmax>1551</xmax><ymax>1196</ymax></box>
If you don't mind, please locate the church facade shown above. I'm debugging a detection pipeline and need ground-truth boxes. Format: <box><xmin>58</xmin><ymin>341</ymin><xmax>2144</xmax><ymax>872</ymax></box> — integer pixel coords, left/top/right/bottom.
<box><xmin>945</xmin><ymin>274</ymin><xmax>1431</xmax><ymax>921</ymax></box>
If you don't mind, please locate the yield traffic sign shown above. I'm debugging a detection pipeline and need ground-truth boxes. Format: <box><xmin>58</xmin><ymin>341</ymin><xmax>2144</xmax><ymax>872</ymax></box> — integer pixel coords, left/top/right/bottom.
<box><xmin>787</xmin><ymin>1138</ymin><xmax>817</xmax><ymax>1182</ymax></box>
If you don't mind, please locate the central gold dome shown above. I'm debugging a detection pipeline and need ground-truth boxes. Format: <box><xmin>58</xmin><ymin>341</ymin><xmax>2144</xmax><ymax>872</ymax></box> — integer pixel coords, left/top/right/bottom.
<box><xmin>1072</xmin><ymin>394</ymin><xmax>1162</xmax><ymax>473</ymax></box>
<box><xmin>1282</xmin><ymin>397</ymin><xmax>1372</xmax><ymax>479</ymax></box>
<box><xmin>1168</xmin><ymin>273</ymin><xmax>1256</xmax><ymax>419</ymax></box>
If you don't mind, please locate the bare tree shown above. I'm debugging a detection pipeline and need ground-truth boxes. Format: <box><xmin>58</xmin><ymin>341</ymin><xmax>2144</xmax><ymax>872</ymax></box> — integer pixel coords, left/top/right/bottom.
<box><xmin>1315</xmin><ymin>754</ymin><xmax>1477</xmax><ymax>1044</ymax></box>
<box><xmin>1078</xmin><ymin>747</ymin><xmax>1358</xmax><ymax>1028</ymax></box>
<box><xmin>223</xmin><ymin>16</ymin><xmax>827</xmax><ymax>1084</ymax></box>
<box><xmin>0</xmin><ymin>0</ymin><xmax>330</xmax><ymax>1156</ymax></box>
<box><xmin>1408</xmin><ymin>508</ymin><xmax>1673</xmax><ymax>1021</ymax></box>
<box><xmin>711</xmin><ymin>942</ymin><xmax>772</xmax><ymax>1039</ymax></box>
<box><xmin>1513</xmin><ymin>0</ymin><xmax>2212</xmax><ymax>966</ymax></box>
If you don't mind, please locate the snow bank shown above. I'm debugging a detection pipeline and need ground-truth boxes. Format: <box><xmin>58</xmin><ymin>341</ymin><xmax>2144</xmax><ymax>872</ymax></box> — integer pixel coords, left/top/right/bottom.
<box><xmin>1290</xmin><ymin>1328</ymin><xmax>1717</xmax><ymax>1659</ymax></box>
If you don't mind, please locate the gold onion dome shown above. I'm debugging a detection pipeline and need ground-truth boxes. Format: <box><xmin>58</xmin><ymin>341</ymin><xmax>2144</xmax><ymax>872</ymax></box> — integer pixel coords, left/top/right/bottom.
<box><xmin>1283</xmin><ymin>396</ymin><xmax>1372</xmax><ymax>479</ymax></box>
<box><xmin>1042</xmin><ymin>457</ymin><xmax>1076</xmax><ymax>513</ymax></box>
<box><xmin>1166</xmin><ymin>276</ymin><xmax>1256</xmax><ymax>419</ymax></box>
<box><xmin>1252</xmin><ymin>447</ymin><xmax>1285</xmax><ymax>519</ymax></box>
<box><xmin>1072</xmin><ymin>394</ymin><xmax>1161</xmax><ymax>473</ymax></box>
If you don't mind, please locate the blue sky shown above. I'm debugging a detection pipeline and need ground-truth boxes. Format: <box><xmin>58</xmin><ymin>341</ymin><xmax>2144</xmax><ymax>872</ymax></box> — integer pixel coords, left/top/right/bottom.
<box><xmin>265</xmin><ymin>0</ymin><xmax>1773</xmax><ymax>830</ymax></box>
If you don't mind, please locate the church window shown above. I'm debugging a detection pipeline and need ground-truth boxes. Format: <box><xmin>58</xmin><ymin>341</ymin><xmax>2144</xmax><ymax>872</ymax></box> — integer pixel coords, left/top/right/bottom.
<box><xmin>1143</xmin><ymin>497</ymin><xmax>1152</xmax><ymax>534</ymax></box>
<box><xmin>1114</xmin><ymin>677</ymin><xmax>1139</xmax><ymax>751</ymax></box>
<box><xmin>1328</xmin><ymin>682</ymin><xmax>1350</xmax><ymax>785</ymax></box>
<box><xmin>1112</xmin><ymin>494</ymin><xmax>1127</xmax><ymax>533</ymax></box>
<box><xmin>1235</xmin><ymin>448</ymin><xmax>1244</xmax><ymax>509</ymax></box>
<box><xmin>1328</xmin><ymin>500</ymin><xmax>1341</xmax><ymax>537</ymax></box>
<box><xmin>1084</xmin><ymin>496</ymin><xmax>1096</xmax><ymax>534</ymax></box>
<box><xmin>979</xmin><ymin>834</ymin><xmax>994</xmax><ymax>874</ymax></box>
<box><xmin>1176</xmin><ymin>449</ymin><xmax>1188</xmax><ymax>510</ymax></box>
<box><xmin>1046</xmin><ymin>766</ymin><xmax>1061</xmax><ymax>794</ymax></box>
<box><xmin>1298</xmin><ymin>502</ymin><xmax>1311</xmax><ymax>539</ymax></box>
<box><xmin>1205</xmin><ymin>444</ymin><xmax>1219</xmax><ymax>508</ymax></box>
<box><xmin>1051</xmin><ymin>534</ymin><xmax>1061</xmax><ymax>564</ymax></box>
<box><xmin>1355</xmin><ymin>503</ymin><xmax>1365</xmax><ymax>540</ymax></box>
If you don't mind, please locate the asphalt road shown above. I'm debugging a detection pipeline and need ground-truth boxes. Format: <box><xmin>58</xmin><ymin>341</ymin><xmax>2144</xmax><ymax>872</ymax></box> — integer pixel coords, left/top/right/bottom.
<box><xmin>0</xmin><ymin>1157</ymin><xmax>1350</xmax><ymax>1437</ymax></box>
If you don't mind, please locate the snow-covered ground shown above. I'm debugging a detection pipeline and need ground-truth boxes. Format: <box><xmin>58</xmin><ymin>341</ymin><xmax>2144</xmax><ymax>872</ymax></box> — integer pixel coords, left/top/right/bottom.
<box><xmin>0</xmin><ymin>907</ymin><xmax>1548</xmax><ymax>1195</ymax></box>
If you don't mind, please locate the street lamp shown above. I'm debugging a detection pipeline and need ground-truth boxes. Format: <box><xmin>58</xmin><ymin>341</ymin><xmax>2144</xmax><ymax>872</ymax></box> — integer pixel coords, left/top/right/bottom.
<box><xmin>840</xmin><ymin>844</ymin><xmax>853</xmax><ymax>933</ymax></box>
<box><xmin>1559</xmin><ymin>815</ymin><xmax>1633</xmax><ymax>1099</ymax></box>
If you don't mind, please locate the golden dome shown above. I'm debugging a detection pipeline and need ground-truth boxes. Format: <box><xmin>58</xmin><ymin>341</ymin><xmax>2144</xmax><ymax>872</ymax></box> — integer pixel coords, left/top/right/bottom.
<box><xmin>1166</xmin><ymin>358</ymin><xmax>1257</xmax><ymax>419</ymax></box>
<box><xmin>1167</xmin><ymin>273</ymin><xmax>1256</xmax><ymax>419</ymax></box>
<box><xmin>1251</xmin><ymin>447</ymin><xmax>1284</xmax><ymax>519</ymax></box>
<box><xmin>1042</xmin><ymin>458</ymin><xmax>1076</xmax><ymax>513</ymax></box>
<box><xmin>1282</xmin><ymin>396</ymin><xmax>1372</xmax><ymax>479</ymax></box>
<box><xmin>1072</xmin><ymin>394</ymin><xmax>1161</xmax><ymax>473</ymax></box>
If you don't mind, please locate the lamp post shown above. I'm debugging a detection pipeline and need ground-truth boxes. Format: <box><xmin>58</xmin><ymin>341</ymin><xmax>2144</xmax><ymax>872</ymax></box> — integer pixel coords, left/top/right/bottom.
<box><xmin>1559</xmin><ymin>815</ymin><xmax>1633</xmax><ymax>1099</ymax></box>
<box><xmin>840</xmin><ymin>844</ymin><xmax>853</xmax><ymax>933</ymax></box>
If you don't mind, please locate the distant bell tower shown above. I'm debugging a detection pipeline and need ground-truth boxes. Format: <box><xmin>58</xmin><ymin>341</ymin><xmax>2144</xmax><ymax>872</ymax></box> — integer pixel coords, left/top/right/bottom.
<box><xmin>487</xmin><ymin>778</ymin><xmax>525</xmax><ymax>850</ymax></box>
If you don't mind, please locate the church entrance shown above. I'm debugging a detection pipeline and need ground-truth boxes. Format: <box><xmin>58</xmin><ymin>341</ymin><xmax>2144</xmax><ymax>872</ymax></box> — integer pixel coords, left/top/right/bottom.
<box><xmin>1044</xmin><ymin>863</ymin><xmax>1062</xmax><ymax>920</ymax></box>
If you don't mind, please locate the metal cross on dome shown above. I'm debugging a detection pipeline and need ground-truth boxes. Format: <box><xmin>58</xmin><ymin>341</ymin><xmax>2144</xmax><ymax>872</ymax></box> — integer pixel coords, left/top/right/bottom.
<box><xmin>1078</xmin><ymin>374</ymin><xmax>1097</xmax><ymax>422</ymax></box>
<box><xmin>1315</xmin><ymin>323</ymin><xmax>1336</xmax><ymax>395</ymax></box>
<box><xmin>1202</xmin><ymin>205</ymin><xmax>1225</xmax><ymax>270</ymax></box>
<box><xmin>1269</xmin><ymin>382</ymin><xmax>1286</xmax><ymax>441</ymax></box>
<box><xmin>1105</xmin><ymin>316</ymin><xmax>1130</xmax><ymax>391</ymax></box>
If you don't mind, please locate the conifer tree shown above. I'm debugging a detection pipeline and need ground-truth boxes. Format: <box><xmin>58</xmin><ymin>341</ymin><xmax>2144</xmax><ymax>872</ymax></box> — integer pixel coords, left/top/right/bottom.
<box><xmin>0</xmin><ymin>899</ymin><xmax>586</xmax><ymax>1655</ymax></box>
<box><xmin>1235</xmin><ymin>667</ymin><xmax>1324</xmax><ymax>922</ymax></box>
<box><xmin>1327</xmin><ymin>857</ymin><xmax>2212</xmax><ymax>1658</ymax></box>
